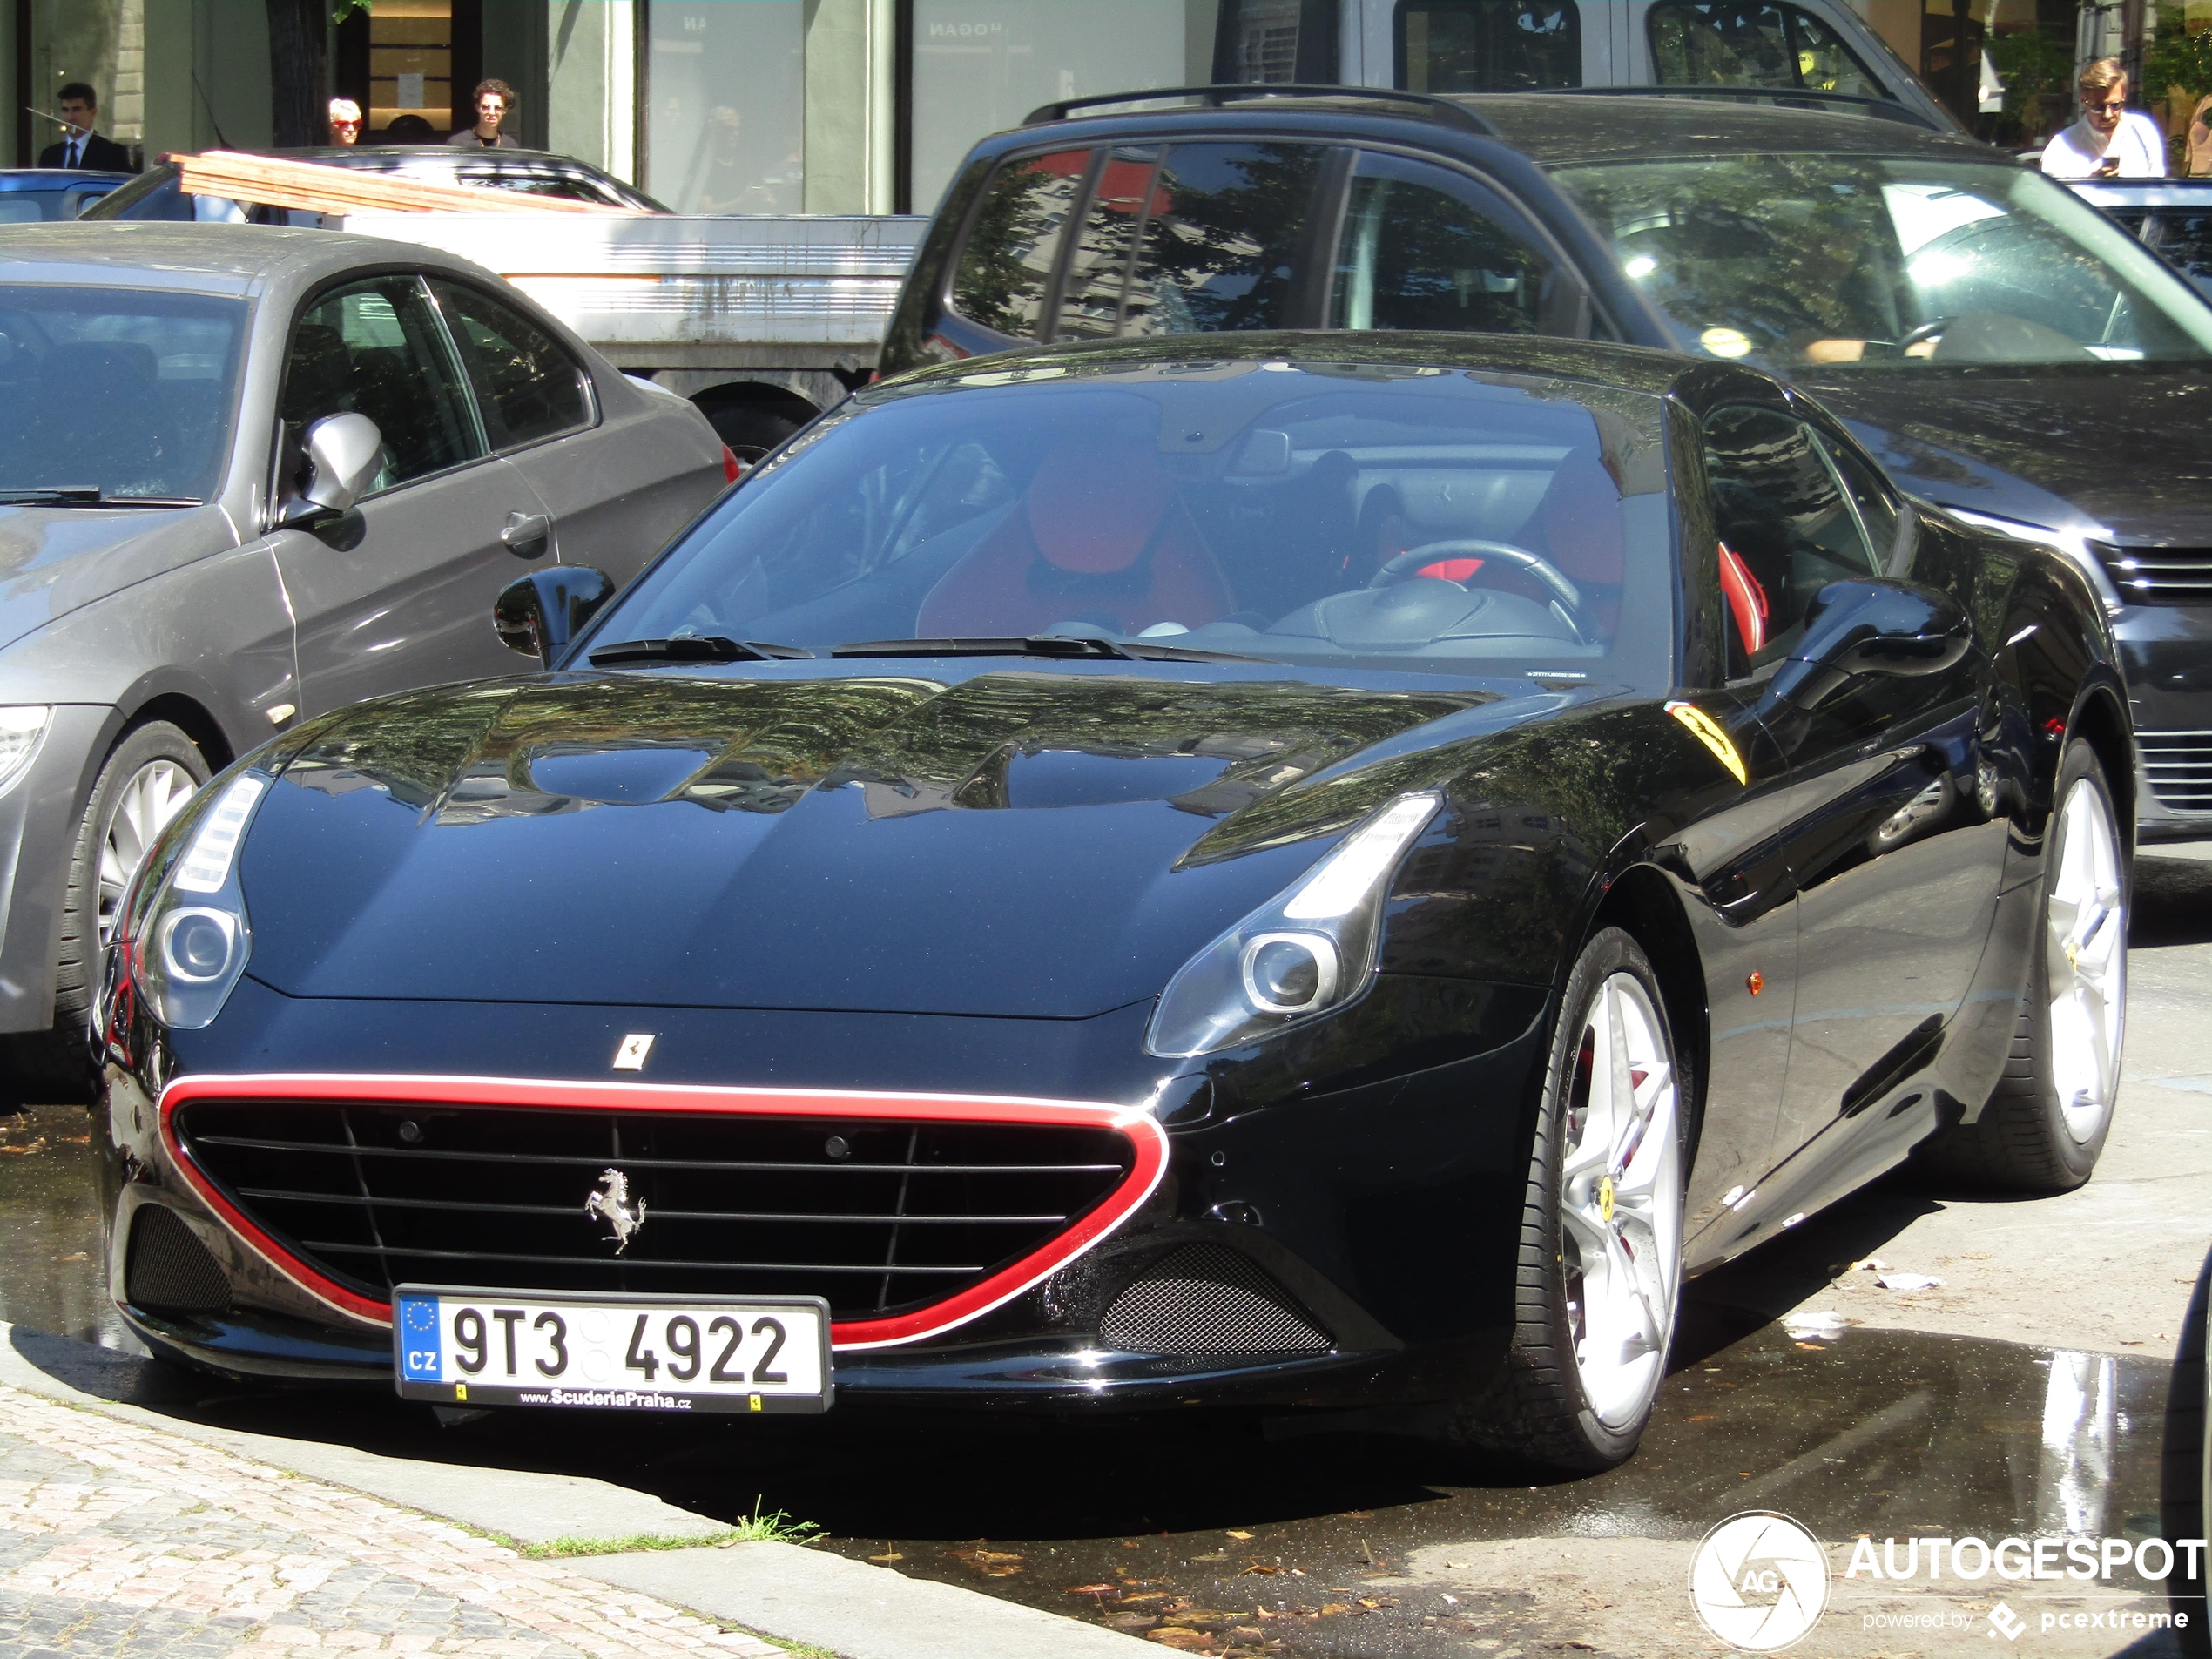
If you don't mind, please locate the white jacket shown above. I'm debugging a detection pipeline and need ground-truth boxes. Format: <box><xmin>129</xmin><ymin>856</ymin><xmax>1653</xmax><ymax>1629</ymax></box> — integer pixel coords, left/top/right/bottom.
<box><xmin>2041</xmin><ymin>111</ymin><xmax>2169</xmax><ymax>179</ymax></box>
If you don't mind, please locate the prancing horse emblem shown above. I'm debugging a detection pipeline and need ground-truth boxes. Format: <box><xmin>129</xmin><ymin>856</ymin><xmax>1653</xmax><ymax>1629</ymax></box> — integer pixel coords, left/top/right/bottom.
<box><xmin>584</xmin><ymin>1168</ymin><xmax>646</xmax><ymax>1253</ymax></box>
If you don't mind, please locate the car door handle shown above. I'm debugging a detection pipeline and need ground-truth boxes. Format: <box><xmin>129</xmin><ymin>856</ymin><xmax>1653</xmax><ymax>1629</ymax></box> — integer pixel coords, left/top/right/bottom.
<box><xmin>502</xmin><ymin>511</ymin><xmax>550</xmax><ymax>556</ymax></box>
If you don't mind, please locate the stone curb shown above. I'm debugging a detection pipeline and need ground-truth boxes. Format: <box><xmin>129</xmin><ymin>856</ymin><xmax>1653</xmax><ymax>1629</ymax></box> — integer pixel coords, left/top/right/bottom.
<box><xmin>0</xmin><ymin>1320</ymin><xmax>1153</xmax><ymax>1658</ymax></box>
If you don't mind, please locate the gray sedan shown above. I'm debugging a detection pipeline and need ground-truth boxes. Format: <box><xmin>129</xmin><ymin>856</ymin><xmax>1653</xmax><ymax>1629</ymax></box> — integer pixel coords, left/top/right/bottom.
<box><xmin>0</xmin><ymin>223</ymin><xmax>732</xmax><ymax>1095</ymax></box>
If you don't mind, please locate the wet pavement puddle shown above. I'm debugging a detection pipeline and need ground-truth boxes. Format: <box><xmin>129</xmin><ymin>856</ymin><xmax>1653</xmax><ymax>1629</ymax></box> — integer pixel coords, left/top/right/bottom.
<box><xmin>0</xmin><ymin>1142</ymin><xmax>2180</xmax><ymax>1659</ymax></box>
<box><xmin>8</xmin><ymin>854</ymin><xmax>2211</xmax><ymax>1659</ymax></box>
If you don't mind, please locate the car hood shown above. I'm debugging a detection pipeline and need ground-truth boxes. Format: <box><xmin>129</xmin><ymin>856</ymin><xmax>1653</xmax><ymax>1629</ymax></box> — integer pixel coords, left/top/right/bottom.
<box><xmin>238</xmin><ymin>667</ymin><xmax>1538</xmax><ymax>1018</ymax></box>
<box><xmin>0</xmin><ymin>502</ymin><xmax>235</xmax><ymax>652</ymax></box>
<box><xmin>1800</xmin><ymin>366</ymin><xmax>2212</xmax><ymax>543</ymax></box>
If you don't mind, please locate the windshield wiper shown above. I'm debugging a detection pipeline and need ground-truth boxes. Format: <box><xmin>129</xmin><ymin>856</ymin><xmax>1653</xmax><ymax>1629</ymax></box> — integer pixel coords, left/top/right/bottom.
<box><xmin>830</xmin><ymin>635</ymin><xmax>1271</xmax><ymax>664</ymax></box>
<box><xmin>0</xmin><ymin>486</ymin><xmax>200</xmax><ymax>507</ymax></box>
<box><xmin>587</xmin><ymin>635</ymin><xmax>814</xmax><ymax>667</ymax></box>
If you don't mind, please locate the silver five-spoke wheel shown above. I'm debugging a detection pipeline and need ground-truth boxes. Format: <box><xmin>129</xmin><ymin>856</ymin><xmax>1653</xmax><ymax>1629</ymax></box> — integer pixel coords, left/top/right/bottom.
<box><xmin>1912</xmin><ymin>737</ymin><xmax>2125</xmax><ymax>1192</ymax></box>
<box><xmin>2046</xmin><ymin>772</ymin><xmax>2125</xmax><ymax>1144</ymax></box>
<box><xmin>1559</xmin><ymin>969</ymin><xmax>1683</xmax><ymax>1430</ymax></box>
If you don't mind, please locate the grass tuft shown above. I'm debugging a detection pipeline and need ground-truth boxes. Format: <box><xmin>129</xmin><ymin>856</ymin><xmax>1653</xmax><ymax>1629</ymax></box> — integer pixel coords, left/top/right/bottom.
<box><xmin>522</xmin><ymin>1497</ymin><xmax>822</xmax><ymax>1560</ymax></box>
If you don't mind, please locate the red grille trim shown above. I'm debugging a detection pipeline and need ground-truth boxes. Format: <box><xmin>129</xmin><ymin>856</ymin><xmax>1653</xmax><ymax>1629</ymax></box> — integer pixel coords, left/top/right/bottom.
<box><xmin>158</xmin><ymin>1072</ymin><xmax>1170</xmax><ymax>1351</ymax></box>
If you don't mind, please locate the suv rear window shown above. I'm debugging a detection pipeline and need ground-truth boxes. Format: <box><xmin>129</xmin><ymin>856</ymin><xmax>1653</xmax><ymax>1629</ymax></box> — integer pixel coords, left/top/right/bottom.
<box><xmin>950</xmin><ymin>148</ymin><xmax>1093</xmax><ymax>338</ymax></box>
<box><xmin>1397</xmin><ymin>1</ymin><xmax>1582</xmax><ymax>93</ymax></box>
<box><xmin>1058</xmin><ymin>142</ymin><xmax>1331</xmax><ymax>339</ymax></box>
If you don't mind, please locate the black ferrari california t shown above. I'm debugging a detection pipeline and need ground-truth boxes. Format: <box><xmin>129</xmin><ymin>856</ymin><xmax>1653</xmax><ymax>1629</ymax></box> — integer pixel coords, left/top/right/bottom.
<box><xmin>95</xmin><ymin>334</ymin><xmax>2129</xmax><ymax>1472</ymax></box>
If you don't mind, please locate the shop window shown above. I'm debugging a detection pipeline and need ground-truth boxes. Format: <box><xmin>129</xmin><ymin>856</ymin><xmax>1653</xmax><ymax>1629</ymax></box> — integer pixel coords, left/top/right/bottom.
<box><xmin>367</xmin><ymin>0</ymin><xmax>458</xmax><ymax>138</ymax></box>
<box><xmin>645</xmin><ymin>1</ymin><xmax>805</xmax><ymax>215</ymax></box>
<box><xmin>910</xmin><ymin>0</ymin><xmax>1193</xmax><ymax>215</ymax></box>
<box><xmin>1396</xmin><ymin>1</ymin><xmax>1581</xmax><ymax>93</ymax></box>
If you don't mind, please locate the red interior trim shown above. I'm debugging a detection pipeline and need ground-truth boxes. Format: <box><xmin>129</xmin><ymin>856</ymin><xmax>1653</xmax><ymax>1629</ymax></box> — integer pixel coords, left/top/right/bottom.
<box><xmin>158</xmin><ymin>1073</ymin><xmax>1170</xmax><ymax>1351</ymax></box>
<box><xmin>1716</xmin><ymin>540</ymin><xmax>1769</xmax><ymax>658</ymax></box>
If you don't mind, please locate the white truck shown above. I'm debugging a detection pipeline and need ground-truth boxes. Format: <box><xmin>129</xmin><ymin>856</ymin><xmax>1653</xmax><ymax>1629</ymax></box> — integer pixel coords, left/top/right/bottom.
<box><xmin>343</xmin><ymin>211</ymin><xmax>930</xmax><ymax>460</ymax></box>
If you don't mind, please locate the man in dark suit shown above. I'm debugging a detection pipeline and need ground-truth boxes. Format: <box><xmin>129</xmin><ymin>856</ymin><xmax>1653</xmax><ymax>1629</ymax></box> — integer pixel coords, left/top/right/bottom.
<box><xmin>38</xmin><ymin>84</ymin><xmax>133</xmax><ymax>172</ymax></box>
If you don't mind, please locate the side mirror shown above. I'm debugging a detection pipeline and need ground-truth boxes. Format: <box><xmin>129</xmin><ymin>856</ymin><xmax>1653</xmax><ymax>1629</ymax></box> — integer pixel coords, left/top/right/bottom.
<box><xmin>281</xmin><ymin>412</ymin><xmax>381</xmax><ymax>524</ymax></box>
<box><xmin>495</xmin><ymin>566</ymin><xmax>616</xmax><ymax>667</ymax></box>
<box><xmin>1764</xmin><ymin>579</ymin><xmax>1973</xmax><ymax>713</ymax></box>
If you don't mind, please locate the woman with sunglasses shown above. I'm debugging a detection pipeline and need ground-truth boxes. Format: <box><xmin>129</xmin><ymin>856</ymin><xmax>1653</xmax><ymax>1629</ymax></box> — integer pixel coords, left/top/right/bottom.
<box><xmin>2042</xmin><ymin>57</ymin><xmax>2168</xmax><ymax>179</ymax></box>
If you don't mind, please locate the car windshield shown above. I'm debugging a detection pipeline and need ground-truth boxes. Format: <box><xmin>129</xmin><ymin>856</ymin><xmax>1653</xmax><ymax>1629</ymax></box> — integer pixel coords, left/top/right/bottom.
<box><xmin>1552</xmin><ymin>154</ymin><xmax>2212</xmax><ymax>370</ymax></box>
<box><xmin>590</xmin><ymin>355</ymin><xmax>1677</xmax><ymax>687</ymax></box>
<box><xmin>0</xmin><ymin>285</ymin><xmax>247</xmax><ymax>502</ymax></box>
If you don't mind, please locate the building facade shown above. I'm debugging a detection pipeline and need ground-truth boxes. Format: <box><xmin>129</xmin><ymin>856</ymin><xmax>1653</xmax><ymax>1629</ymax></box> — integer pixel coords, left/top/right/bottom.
<box><xmin>7</xmin><ymin>2</ymin><xmax>2203</xmax><ymax>210</ymax></box>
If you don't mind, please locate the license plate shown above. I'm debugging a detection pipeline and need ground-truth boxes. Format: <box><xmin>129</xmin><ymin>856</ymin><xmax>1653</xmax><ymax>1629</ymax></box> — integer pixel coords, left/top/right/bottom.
<box><xmin>391</xmin><ymin>1285</ymin><xmax>833</xmax><ymax>1413</ymax></box>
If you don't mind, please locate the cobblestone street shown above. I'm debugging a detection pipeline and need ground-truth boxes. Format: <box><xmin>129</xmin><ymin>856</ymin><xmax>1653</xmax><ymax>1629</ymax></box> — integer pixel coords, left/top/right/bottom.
<box><xmin>0</xmin><ymin>1385</ymin><xmax>783</xmax><ymax>1659</ymax></box>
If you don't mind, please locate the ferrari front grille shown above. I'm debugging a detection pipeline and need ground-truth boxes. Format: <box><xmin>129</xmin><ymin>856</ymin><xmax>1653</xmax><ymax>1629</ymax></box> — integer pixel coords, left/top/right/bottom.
<box><xmin>2140</xmin><ymin>731</ymin><xmax>2212</xmax><ymax>813</ymax></box>
<box><xmin>172</xmin><ymin>1097</ymin><xmax>1136</xmax><ymax>1320</ymax></box>
<box><xmin>2092</xmin><ymin>543</ymin><xmax>2212</xmax><ymax>605</ymax></box>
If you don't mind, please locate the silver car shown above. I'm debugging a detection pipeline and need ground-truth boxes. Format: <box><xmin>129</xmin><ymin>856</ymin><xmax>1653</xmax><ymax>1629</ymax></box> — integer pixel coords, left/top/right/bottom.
<box><xmin>0</xmin><ymin>224</ymin><xmax>732</xmax><ymax>1096</ymax></box>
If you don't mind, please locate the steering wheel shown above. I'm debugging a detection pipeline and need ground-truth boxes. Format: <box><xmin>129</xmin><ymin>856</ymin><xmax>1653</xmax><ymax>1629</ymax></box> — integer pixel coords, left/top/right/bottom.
<box><xmin>1898</xmin><ymin>317</ymin><xmax>1955</xmax><ymax>355</ymax></box>
<box><xmin>1370</xmin><ymin>539</ymin><xmax>1595</xmax><ymax>644</ymax></box>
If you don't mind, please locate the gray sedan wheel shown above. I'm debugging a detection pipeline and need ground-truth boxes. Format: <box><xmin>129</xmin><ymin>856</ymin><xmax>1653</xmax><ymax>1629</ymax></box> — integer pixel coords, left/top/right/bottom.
<box><xmin>54</xmin><ymin>721</ymin><xmax>209</xmax><ymax>1025</ymax></box>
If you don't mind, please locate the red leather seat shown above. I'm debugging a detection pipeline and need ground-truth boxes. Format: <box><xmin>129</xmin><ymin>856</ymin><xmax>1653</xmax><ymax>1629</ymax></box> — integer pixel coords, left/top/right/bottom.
<box><xmin>1534</xmin><ymin>450</ymin><xmax>1627</xmax><ymax>591</ymax></box>
<box><xmin>917</xmin><ymin>440</ymin><xmax>1231</xmax><ymax>638</ymax></box>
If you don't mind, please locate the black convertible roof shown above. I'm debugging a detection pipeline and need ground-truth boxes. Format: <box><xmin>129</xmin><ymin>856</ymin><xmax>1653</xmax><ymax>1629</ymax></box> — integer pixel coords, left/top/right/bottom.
<box><xmin>880</xmin><ymin>329</ymin><xmax>1703</xmax><ymax>401</ymax></box>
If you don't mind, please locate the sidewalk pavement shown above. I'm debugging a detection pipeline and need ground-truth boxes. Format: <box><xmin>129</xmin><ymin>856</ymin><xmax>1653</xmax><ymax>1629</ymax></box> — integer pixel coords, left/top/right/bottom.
<box><xmin>0</xmin><ymin>1324</ymin><xmax>1153</xmax><ymax>1659</ymax></box>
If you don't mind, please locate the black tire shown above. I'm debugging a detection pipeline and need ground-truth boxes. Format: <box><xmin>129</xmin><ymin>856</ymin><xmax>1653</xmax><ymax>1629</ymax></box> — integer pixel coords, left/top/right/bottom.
<box><xmin>11</xmin><ymin>722</ymin><xmax>209</xmax><ymax>1104</ymax></box>
<box><xmin>692</xmin><ymin>395</ymin><xmax>811</xmax><ymax>464</ymax></box>
<box><xmin>1913</xmin><ymin>738</ymin><xmax>2125</xmax><ymax>1192</ymax></box>
<box><xmin>1443</xmin><ymin>927</ymin><xmax>1689</xmax><ymax>1474</ymax></box>
<box><xmin>2163</xmin><ymin>1248</ymin><xmax>2211</xmax><ymax>1656</ymax></box>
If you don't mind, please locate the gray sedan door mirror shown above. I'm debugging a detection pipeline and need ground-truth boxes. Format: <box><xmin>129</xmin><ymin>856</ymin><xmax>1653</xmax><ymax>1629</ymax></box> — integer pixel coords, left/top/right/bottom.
<box><xmin>282</xmin><ymin>413</ymin><xmax>382</xmax><ymax>523</ymax></box>
<box><xmin>495</xmin><ymin>566</ymin><xmax>616</xmax><ymax>666</ymax></box>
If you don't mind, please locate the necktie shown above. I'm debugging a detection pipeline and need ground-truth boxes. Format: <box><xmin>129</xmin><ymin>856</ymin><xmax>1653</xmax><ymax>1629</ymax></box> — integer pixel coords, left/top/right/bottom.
<box><xmin>67</xmin><ymin>138</ymin><xmax>78</xmax><ymax>167</ymax></box>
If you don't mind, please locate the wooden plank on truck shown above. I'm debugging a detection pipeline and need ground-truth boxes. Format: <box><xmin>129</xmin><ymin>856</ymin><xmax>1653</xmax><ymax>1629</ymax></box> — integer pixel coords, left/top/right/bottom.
<box><xmin>172</xmin><ymin>151</ymin><xmax>629</xmax><ymax>217</ymax></box>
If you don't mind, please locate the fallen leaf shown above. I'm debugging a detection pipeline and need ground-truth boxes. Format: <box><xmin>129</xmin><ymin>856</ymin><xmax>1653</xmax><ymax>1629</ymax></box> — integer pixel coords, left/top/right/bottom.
<box><xmin>58</xmin><ymin>1135</ymin><xmax>89</xmax><ymax>1145</ymax></box>
<box><xmin>1794</xmin><ymin>1341</ymin><xmax>1824</xmax><ymax>1350</ymax></box>
<box><xmin>1317</xmin><ymin>1602</ymin><xmax>1352</xmax><ymax>1616</ymax></box>
<box><xmin>1231</xmin><ymin>1628</ymin><xmax>1264</xmax><ymax>1641</ymax></box>
<box><xmin>1342</xmin><ymin>1509</ymin><xmax>1372</xmax><ymax>1519</ymax></box>
<box><xmin>866</xmin><ymin>1551</ymin><xmax>903</xmax><ymax>1562</ymax></box>
<box><xmin>1359</xmin><ymin>1598</ymin><xmax>1383</xmax><ymax>1609</ymax></box>
<box><xmin>0</xmin><ymin>1139</ymin><xmax>46</xmax><ymax>1156</ymax></box>
<box><xmin>1067</xmin><ymin>1584</ymin><xmax>1119</xmax><ymax>1597</ymax></box>
<box><xmin>1689</xmin><ymin>1413</ymin><xmax>1716</xmax><ymax>1421</ymax></box>
<box><xmin>55</xmin><ymin>1252</ymin><xmax>86</xmax><ymax>1263</ymax></box>
<box><xmin>1238</xmin><ymin>1563</ymin><xmax>1278</xmax><ymax>1575</ymax></box>
<box><xmin>1146</xmin><ymin>1631</ymin><xmax>1215</xmax><ymax>1652</ymax></box>
<box><xmin>1225</xmin><ymin>1529</ymin><xmax>1253</xmax><ymax>1541</ymax></box>
<box><xmin>1104</xmin><ymin>1612</ymin><xmax>1156</xmax><ymax>1630</ymax></box>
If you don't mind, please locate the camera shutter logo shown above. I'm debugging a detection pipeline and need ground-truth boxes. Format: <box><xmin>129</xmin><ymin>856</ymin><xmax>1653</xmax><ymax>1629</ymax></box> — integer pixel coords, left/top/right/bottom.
<box><xmin>1688</xmin><ymin>1511</ymin><xmax>1830</xmax><ymax>1651</ymax></box>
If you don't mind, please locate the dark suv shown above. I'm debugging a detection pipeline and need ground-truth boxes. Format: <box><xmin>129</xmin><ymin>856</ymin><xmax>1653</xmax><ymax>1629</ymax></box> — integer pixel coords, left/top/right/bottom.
<box><xmin>883</xmin><ymin>87</ymin><xmax>2212</xmax><ymax>840</ymax></box>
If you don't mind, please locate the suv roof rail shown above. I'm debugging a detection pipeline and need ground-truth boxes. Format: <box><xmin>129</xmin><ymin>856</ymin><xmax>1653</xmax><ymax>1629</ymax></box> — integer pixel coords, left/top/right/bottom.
<box><xmin>1022</xmin><ymin>84</ymin><xmax>1497</xmax><ymax>135</ymax></box>
<box><xmin>1544</xmin><ymin>84</ymin><xmax>1941</xmax><ymax>131</ymax></box>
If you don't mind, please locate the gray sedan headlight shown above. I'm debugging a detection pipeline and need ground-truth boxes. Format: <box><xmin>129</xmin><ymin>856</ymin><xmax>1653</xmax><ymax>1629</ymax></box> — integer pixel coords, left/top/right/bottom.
<box><xmin>126</xmin><ymin>772</ymin><xmax>268</xmax><ymax>1030</ymax></box>
<box><xmin>0</xmin><ymin>707</ymin><xmax>50</xmax><ymax>796</ymax></box>
<box><xmin>1145</xmin><ymin>792</ymin><xmax>1441</xmax><ymax>1059</ymax></box>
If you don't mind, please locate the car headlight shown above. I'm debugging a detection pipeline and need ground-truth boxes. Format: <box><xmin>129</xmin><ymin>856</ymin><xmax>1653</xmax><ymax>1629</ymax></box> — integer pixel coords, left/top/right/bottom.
<box><xmin>122</xmin><ymin>772</ymin><xmax>268</xmax><ymax>1030</ymax></box>
<box><xmin>0</xmin><ymin>707</ymin><xmax>50</xmax><ymax>796</ymax></box>
<box><xmin>1145</xmin><ymin>792</ymin><xmax>1440</xmax><ymax>1059</ymax></box>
